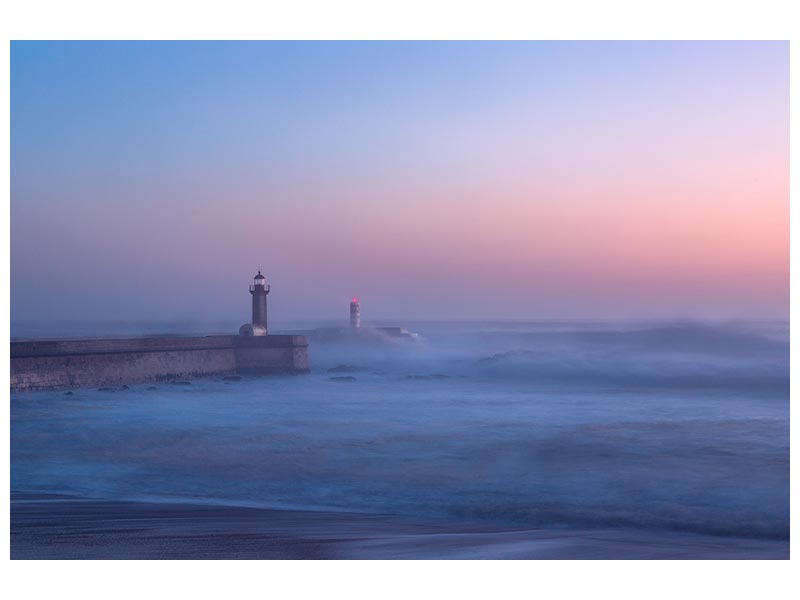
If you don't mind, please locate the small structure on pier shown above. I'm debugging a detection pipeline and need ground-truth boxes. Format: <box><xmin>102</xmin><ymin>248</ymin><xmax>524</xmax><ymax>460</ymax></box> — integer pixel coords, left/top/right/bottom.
<box><xmin>307</xmin><ymin>297</ymin><xmax>418</xmax><ymax>342</ymax></box>
<box><xmin>350</xmin><ymin>297</ymin><xmax>361</xmax><ymax>328</ymax></box>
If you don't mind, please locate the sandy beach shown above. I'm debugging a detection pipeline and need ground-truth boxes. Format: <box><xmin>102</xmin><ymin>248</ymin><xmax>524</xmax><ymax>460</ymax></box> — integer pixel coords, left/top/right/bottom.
<box><xmin>10</xmin><ymin>492</ymin><xmax>789</xmax><ymax>560</ymax></box>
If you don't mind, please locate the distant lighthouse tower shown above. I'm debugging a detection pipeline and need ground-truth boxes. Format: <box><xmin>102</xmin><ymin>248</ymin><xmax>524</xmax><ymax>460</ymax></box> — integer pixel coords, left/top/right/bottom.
<box><xmin>239</xmin><ymin>270</ymin><xmax>270</xmax><ymax>337</ymax></box>
<box><xmin>250</xmin><ymin>270</ymin><xmax>270</xmax><ymax>331</ymax></box>
<box><xmin>350</xmin><ymin>298</ymin><xmax>361</xmax><ymax>328</ymax></box>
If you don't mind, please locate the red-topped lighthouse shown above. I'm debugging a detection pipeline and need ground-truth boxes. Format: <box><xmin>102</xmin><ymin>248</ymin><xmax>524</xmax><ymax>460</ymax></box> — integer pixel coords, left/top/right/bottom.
<box><xmin>350</xmin><ymin>297</ymin><xmax>361</xmax><ymax>328</ymax></box>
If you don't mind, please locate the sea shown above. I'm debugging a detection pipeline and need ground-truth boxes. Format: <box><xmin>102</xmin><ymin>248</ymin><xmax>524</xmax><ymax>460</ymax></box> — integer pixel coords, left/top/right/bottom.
<box><xmin>9</xmin><ymin>319</ymin><xmax>790</xmax><ymax>555</ymax></box>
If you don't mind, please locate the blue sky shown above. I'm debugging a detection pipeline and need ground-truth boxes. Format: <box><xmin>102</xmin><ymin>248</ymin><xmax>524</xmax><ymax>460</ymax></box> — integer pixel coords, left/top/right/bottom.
<box><xmin>11</xmin><ymin>41</ymin><xmax>789</xmax><ymax>322</ymax></box>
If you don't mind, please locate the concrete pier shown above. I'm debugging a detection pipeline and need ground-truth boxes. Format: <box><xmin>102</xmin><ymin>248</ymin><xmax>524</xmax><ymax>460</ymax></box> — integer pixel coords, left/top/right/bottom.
<box><xmin>10</xmin><ymin>335</ymin><xmax>309</xmax><ymax>392</ymax></box>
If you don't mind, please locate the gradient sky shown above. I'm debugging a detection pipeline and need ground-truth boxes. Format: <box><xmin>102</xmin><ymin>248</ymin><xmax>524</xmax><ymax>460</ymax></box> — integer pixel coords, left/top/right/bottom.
<box><xmin>10</xmin><ymin>41</ymin><xmax>788</xmax><ymax>323</ymax></box>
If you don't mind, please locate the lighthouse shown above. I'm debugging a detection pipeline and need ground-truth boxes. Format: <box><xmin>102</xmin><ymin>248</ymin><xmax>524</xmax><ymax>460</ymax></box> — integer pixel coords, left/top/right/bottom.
<box><xmin>239</xmin><ymin>270</ymin><xmax>270</xmax><ymax>336</ymax></box>
<box><xmin>250</xmin><ymin>270</ymin><xmax>270</xmax><ymax>330</ymax></box>
<box><xmin>350</xmin><ymin>297</ymin><xmax>361</xmax><ymax>328</ymax></box>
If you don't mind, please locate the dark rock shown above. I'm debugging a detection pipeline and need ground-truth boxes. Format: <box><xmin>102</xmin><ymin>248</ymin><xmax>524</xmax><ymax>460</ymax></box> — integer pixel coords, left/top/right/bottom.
<box><xmin>477</xmin><ymin>350</ymin><xmax>532</xmax><ymax>365</ymax></box>
<box><xmin>405</xmin><ymin>374</ymin><xmax>450</xmax><ymax>380</ymax></box>
<box><xmin>97</xmin><ymin>387</ymin><xmax>116</xmax><ymax>392</ymax></box>
<box><xmin>63</xmin><ymin>391</ymin><xmax>74</xmax><ymax>396</ymax></box>
<box><xmin>222</xmin><ymin>375</ymin><xmax>242</xmax><ymax>382</ymax></box>
<box><xmin>146</xmin><ymin>386</ymin><xmax>158</xmax><ymax>391</ymax></box>
<box><xmin>120</xmin><ymin>385</ymin><xmax>129</xmax><ymax>390</ymax></box>
<box><xmin>329</xmin><ymin>376</ymin><xmax>357</xmax><ymax>382</ymax></box>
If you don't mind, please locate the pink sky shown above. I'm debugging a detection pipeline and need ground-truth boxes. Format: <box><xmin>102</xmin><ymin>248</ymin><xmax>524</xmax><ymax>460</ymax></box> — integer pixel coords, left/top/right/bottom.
<box><xmin>11</xmin><ymin>41</ymin><xmax>788</xmax><ymax>322</ymax></box>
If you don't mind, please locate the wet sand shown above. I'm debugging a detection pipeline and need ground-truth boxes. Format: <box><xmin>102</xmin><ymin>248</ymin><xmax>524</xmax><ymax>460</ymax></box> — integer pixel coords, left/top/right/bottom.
<box><xmin>10</xmin><ymin>492</ymin><xmax>789</xmax><ymax>559</ymax></box>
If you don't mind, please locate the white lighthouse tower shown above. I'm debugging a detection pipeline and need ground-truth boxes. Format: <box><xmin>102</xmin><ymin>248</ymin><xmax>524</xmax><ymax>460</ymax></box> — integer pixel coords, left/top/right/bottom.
<box><xmin>350</xmin><ymin>297</ymin><xmax>361</xmax><ymax>328</ymax></box>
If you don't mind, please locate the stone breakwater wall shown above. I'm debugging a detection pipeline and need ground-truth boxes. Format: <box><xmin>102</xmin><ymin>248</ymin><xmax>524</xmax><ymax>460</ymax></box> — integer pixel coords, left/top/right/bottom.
<box><xmin>10</xmin><ymin>335</ymin><xmax>309</xmax><ymax>391</ymax></box>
